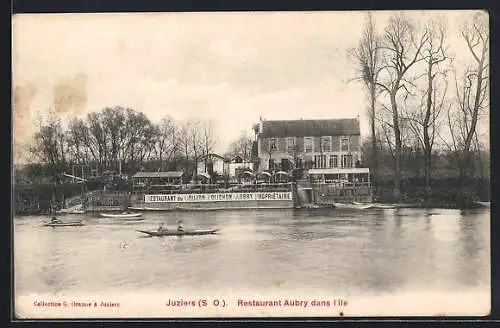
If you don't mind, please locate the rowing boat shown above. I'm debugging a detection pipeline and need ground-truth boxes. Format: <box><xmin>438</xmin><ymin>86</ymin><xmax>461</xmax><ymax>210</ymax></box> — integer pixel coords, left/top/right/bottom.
<box><xmin>136</xmin><ymin>229</ymin><xmax>219</xmax><ymax>237</ymax></box>
<box><xmin>475</xmin><ymin>201</ymin><xmax>490</xmax><ymax>208</ymax></box>
<box><xmin>334</xmin><ymin>202</ymin><xmax>375</xmax><ymax>210</ymax></box>
<box><xmin>43</xmin><ymin>220</ymin><xmax>85</xmax><ymax>227</ymax></box>
<box><xmin>352</xmin><ymin>202</ymin><xmax>396</xmax><ymax>209</ymax></box>
<box><xmin>66</xmin><ymin>210</ymin><xmax>86</xmax><ymax>214</ymax></box>
<box><xmin>373</xmin><ymin>204</ymin><xmax>396</xmax><ymax>209</ymax></box>
<box><xmin>99</xmin><ymin>212</ymin><xmax>143</xmax><ymax>219</ymax></box>
<box><xmin>56</xmin><ymin>204</ymin><xmax>84</xmax><ymax>214</ymax></box>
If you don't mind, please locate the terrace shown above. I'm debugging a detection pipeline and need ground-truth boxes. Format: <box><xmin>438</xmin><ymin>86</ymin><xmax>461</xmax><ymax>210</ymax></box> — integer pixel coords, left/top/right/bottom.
<box><xmin>131</xmin><ymin>170</ymin><xmax>294</xmax><ymax>194</ymax></box>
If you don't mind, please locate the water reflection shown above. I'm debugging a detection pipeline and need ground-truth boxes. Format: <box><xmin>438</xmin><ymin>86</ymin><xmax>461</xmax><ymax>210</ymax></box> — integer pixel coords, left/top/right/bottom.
<box><xmin>15</xmin><ymin>208</ymin><xmax>490</xmax><ymax>297</ymax></box>
<box><xmin>41</xmin><ymin>230</ymin><xmax>66</xmax><ymax>292</ymax></box>
<box><xmin>455</xmin><ymin>209</ymin><xmax>490</xmax><ymax>287</ymax></box>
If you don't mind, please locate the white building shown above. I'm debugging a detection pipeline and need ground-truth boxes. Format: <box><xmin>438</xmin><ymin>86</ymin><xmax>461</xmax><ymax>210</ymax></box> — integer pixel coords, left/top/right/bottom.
<box><xmin>196</xmin><ymin>153</ymin><xmax>228</xmax><ymax>178</ymax></box>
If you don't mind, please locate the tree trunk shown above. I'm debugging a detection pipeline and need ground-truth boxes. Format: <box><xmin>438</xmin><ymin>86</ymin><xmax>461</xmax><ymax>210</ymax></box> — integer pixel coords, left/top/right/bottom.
<box><xmin>424</xmin><ymin>149</ymin><xmax>431</xmax><ymax>206</ymax></box>
<box><xmin>459</xmin><ymin>150</ymin><xmax>473</xmax><ymax>208</ymax></box>
<box><xmin>423</xmin><ymin>61</ymin><xmax>433</xmax><ymax>206</ymax></box>
<box><xmin>390</xmin><ymin>93</ymin><xmax>402</xmax><ymax>202</ymax></box>
<box><xmin>370</xmin><ymin>85</ymin><xmax>378</xmax><ymax>197</ymax></box>
<box><xmin>459</xmin><ymin>47</ymin><xmax>485</xmax><ymax>207</ymax></box>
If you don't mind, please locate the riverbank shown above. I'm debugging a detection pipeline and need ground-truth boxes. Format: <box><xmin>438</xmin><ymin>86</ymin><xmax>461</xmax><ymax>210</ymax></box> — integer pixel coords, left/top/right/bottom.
<box><xmin>374</xmin><ymin>183</ymin><xmax>490</xmax><ymax>210</ymax></box>
<box><xmin>14</xmin><ymin>201</ymin><xmax>490</xmax><ymax>216</ymax></box>
<box><xmin>14</xmin><ymin>207</ymin><xmax>490</xmax><ymax>318</ymax></box>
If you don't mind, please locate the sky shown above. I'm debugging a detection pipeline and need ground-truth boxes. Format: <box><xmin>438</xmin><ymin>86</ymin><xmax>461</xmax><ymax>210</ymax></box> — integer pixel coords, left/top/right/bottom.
<box><xmin>12</xmin><ymin>10</ymin><xmax>488</xmax><ymax>163</ymax></box>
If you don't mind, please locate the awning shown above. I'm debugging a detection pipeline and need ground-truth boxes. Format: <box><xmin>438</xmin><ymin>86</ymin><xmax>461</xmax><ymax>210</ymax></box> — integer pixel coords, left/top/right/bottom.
<box><xmin>260</xmin><ymin>171</ymin><xmax>272</xmax><ymax>177</ymax></box>
<box><xmin>197</xmin><ymin>172</ymin><xmax>211</xmax><ymax>179</ymax></box>
<box><xmin>275</xmin><ymin>171</ymin><xmax>289</xmax><ymax>176</ymax></box>
<box><xmin>308</xmin><ymin>168</ymin><xmax>370</xmax><ymax>175</ymax></box>
<box><xmin>243</xmin><ymin>170</ymin><xmax>254</xmax><ymax>176</ymax></box>
<box><xmin>133</xmin><ymin>171</ymin><xmax>184</xmax><ymax>178</ymax></box>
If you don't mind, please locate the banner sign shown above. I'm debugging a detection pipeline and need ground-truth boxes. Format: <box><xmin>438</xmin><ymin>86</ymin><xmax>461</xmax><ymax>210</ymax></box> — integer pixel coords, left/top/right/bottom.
<box><xmin>144</xmin><ymin>192</ymin><xmax>293</xmax><ymax>203</ymax></box>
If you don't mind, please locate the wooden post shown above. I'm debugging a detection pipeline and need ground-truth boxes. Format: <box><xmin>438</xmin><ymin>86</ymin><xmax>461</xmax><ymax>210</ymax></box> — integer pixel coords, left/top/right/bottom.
<box><xmin>367</xmin><ymin>171</ymin><xmax>372</xmax><ymax>202</ymax></box>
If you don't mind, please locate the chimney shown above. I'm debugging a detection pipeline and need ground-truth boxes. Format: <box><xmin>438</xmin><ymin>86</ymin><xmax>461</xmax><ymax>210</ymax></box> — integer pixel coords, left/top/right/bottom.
<box><xmin>259</xmin><ymin>116</ymin><xmax>264</xmax><ymax>133</ymax></box>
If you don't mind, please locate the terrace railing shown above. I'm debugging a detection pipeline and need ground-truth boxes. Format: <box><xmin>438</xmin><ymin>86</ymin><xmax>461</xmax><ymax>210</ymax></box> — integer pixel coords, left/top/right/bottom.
<box><xmin>132</xmin><ymin>182</ymin><xmax>295</xmax><ymax>194</ymax></box>
<box><xmin>310</xmin><ymin>181</ymin><xmax>373</xmax><ymax>203</ymax></box>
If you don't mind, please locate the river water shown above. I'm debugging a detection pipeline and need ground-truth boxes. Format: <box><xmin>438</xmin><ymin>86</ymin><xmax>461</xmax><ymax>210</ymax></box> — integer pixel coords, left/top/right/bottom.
<box><xmin>14</xmin><ymin>207</ymin><xmax>490</xmax><ymax>318</ymax></box>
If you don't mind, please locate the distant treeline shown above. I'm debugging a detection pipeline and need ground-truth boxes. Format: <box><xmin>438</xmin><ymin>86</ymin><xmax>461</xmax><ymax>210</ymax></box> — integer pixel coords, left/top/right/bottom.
<box><xmin>360</xmin><ymin>138</ymin><xmax>490</xmax><ymax>205</ymax></box>
<box><xmin>21</xmin><ymin>106</ymin><xmax>221</xmax><ymax>182</ymax></box>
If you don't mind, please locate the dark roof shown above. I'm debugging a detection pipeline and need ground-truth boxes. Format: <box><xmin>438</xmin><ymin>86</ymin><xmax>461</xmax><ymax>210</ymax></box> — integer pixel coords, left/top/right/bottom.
<box><xmin>231</xmin><ymin>155</ymin><xmax>244</xmax><ymax>163</ymax></box>
<box><xmin>260</xmin><ymin>119</ymin><xmax>360</xmax><ymax>137</ymax></box>
<box><xmin>132</xmin><ymin>171</ymin><xmax>184</xmax><ymax>178</ymax></box>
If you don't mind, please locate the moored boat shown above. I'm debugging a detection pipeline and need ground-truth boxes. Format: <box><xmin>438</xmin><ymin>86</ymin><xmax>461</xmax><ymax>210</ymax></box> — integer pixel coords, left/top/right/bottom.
<box><xmin>56</xmin><ymin>203</ymin><xmax>84</xmax><ymax>214</ymax></box>
<box><xmin>43</xmin><ymin>220</ymin><xmax>85</xmax><ymax>227</ymax></box>
<box><xmin>352</xmin><ymin>202</ymin><xmax>396</xmax><ymax>209</ymax></box>
<box><xmin>475</xmin><ymin>201</ymin><xmax>490</xmax><ymax>208</ymax></box>
<box><xmin>100</xmin><ymin>212</ymin><xmax>143</xmax><ymax>219</ymax></box>
<box><xmin>334</xmin><ymin>202</ymin><xmax>375</xmax><ymax>210</ymax></box>
<box><xmin>373</xmin><ymin>203</ymin><xmax>396</xmax><ymax>209</ymax></box>
<box><xmin>136</xmin><ymin>228</ymin><xmax>219</xmax><ymax>237</ymax></box>
<box><xmin>67</xmin><ymin>210</ymin><xmax>86</xmax><ymax>214</ymax></box>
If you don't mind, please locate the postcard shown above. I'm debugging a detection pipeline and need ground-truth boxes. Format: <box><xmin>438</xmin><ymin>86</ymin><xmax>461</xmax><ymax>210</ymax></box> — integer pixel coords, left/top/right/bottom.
<box><xmin>12</xmin><ymin>10</ymin><xmax>490</xmax><ymax>319</ymax></box>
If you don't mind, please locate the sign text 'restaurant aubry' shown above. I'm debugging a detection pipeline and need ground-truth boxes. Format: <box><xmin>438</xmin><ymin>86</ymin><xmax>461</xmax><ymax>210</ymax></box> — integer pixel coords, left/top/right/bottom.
<box><xmin>145</xmin><ymin>192</ymin><xmax>292</xmax><ymax>203</ymax></box>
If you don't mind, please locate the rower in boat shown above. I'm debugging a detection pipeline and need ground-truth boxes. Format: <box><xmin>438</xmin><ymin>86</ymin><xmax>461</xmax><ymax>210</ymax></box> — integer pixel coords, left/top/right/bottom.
<box><xmin>48</xmin><ymin>204</ymin><xmax>62</xmax><ymax>223</ymax></box>
<box><xmin>50</xmin><ymin>216</ymin><xmax>62</xmax><ymax>224</ymax></box>
<box><xmin>157</xmin><ymin>223</ymin><xmax>167</xmax><ymax>233</ymax></box>
<box><xmin>177</xmin><ymin>220</ymin><xmax>184</xmax><ymax>232</ymax></box>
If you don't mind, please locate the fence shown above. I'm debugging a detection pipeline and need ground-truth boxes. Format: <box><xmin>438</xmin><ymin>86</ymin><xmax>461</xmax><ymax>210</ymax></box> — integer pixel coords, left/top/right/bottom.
<box><xmin>85</xmin><ymin>190</ymin><xmax>129</xmax><ymax>210</ymax></box>
<box><xmin>132</xmin><ymin>182</ymin><xmax>294</xmax><ymax>194</ymax></box>
<box><xmin>310</xmin><ymin>182</ymin><xmax>373</xmax><ymax>204</ymax></box>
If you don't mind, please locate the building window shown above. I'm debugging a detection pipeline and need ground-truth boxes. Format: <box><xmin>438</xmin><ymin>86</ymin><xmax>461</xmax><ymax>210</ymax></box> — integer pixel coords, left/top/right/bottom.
<box><xmin>314</xmin><ymin>155</ymin><xmax>327</xmax><ymax>168</ymax></box>
<box><xmin>340</xmin><ymin>137</ymin><xmax>350</xmax><ymax>152</ymax></box>
<box><xmin>286</xmin><ymin>137</ymin><xmax>296</xmax><ymax>153</ymax></box>
<box><xmin>321</xmin><ymin>136</ymin><xmax>332</xmax><ymax>152</ymax></box>
<box><xmin>329</xmin><ymin>155</ymin><xmax>338</xmax><ymax>168</ymax></box>
<box><xmin>270</xmin><ymin>138</ymin><xmax>278</xmax><ymax>152</ymax></box>
<box><xmin>304</xmin><ymin>137</ymin><xmax>314</xmax><ymax>152</ymax></box>
<box><xmin>341</xmin><ymin>154</ymin><xmax>353</xmax><ymax>168</ymax></box>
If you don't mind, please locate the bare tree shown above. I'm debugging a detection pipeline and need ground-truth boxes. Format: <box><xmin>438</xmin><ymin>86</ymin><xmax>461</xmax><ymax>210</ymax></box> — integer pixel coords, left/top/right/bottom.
<box><xmin>169</xmin><ymin>121</ymin><xmax>181</xmax><ymax>171</ymax></box>
<box><xmin>64</xmin><ymin>107</ymin><xmax>157</xmax><ymax>174</ymax></box>
<box><xmin>178</xmin><ymin>121</ymin><xmax>193</xmax><ymax>177</ymax></box>
<box><xmin>101</xmin><ymin>106</ymin><xmax>126</xmax><ymax>167</ymax></box>
<box><xmin>29</xmin><ymin>111</ymin><xmax>68</xmax><ymax>181</ymax></box>
<box><xmin>404</xmin><ymin>19</ymin><xmax>450</xmax><ymax>203</ymax></box>
<box><xmin>447</xmin><ymin>13</ymin><xmax>489</xmax><ymax>205</ymax></box>
<box><xmin>154</xmin><ymin>115</ymin><xmax>177</xmax><ymax>170</ymax></box>
<box><xmin>376</xmin><ymin>14</ymin><xmax>429</xmax><ymax>201</ymax></box>
<box><xmin>200</xmin><ymin>119</ymin><xmax>217</xmax><ymax>173</ymax></box>
<box><xmin>226</xmin><ymin>131</ymin><xmax>254</xmax><ymax>162</ymax></box>
<box><xmin>472</xmin><ymin>131</ymin><xmax>485</xmax><ymax>181</ymax></box>
<box><xmin>351</xmin><ymin>12</ymin><xmax>382</xmax><ymax>191</ymax></box>
<box><xmin>202</xmin><ymin>119</ymin><xmax>217</xmax><ymax>157</ymax></box>
<box><xmin>187</xmin><ymin>119</ymin><xmax>204</xmax><ymax>179</ymax></box>
<box><xmin>86</xmin><ymin>111</ymin><xmax>109</xmax><ymax>170</ymax></box>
